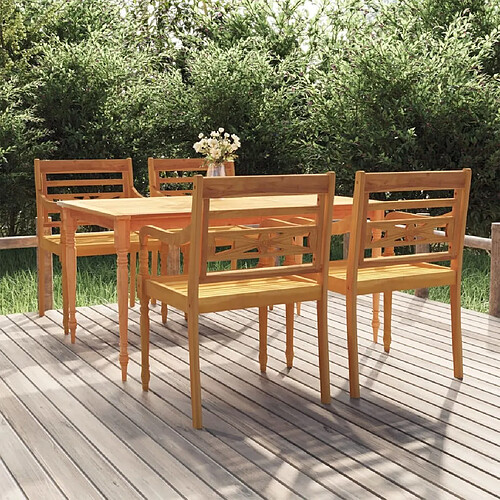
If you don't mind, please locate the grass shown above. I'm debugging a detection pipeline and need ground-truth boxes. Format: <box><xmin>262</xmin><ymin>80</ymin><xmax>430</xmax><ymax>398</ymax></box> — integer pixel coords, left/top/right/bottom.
<box><xmin>0</xmin><ymin>245</ymin><xmax>492</xmax><ymax>315</ymax></box>
<box><xmin>415</xmin><ymin>248</ymin><xmax>491</xmax><ymax>312</ymax></box>
<box><xmin>0</xmin><ymin>249</ymin><xmax>118</xmax><ymax>315</ymax></box>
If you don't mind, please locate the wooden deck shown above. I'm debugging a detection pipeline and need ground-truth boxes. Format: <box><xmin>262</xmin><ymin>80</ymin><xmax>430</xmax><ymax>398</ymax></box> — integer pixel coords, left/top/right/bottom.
<box><xmin>1</xmin><ymin>292</ymin><xmax>499</xmax><ymax>499</ymax></box>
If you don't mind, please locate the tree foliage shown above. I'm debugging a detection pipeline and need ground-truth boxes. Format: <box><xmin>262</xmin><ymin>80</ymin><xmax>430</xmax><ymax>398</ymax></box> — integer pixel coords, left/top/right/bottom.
<box><xmin>0</xmin><ymin>0</ymin><xmax>499</xmax><ymax>236</ymax></box>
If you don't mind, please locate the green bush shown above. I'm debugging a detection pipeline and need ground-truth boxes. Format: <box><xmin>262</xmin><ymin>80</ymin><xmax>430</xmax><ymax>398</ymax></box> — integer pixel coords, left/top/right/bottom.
<box><xmin>302</xmin><ymin>9</ymin><xmax>500</xmax><ymax>232</ymax></box>
<box><xmin>0</xmin><ymin>77</ymin><xmax>54</xmax><ymax>235</ymax></box>
<box><xmin>186</xmin><ymin>40</ymin><xmax>281</xmax><ymax>175</ymax></box>
<box><xmin>0</xmin><ymin>0</ymin><xmax>499</xmax><ymax>236</ymax></box>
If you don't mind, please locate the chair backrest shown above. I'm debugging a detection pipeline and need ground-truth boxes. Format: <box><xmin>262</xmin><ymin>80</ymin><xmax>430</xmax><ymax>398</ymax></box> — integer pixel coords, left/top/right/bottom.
<box><xmin>185</xmin><ymin>173</ymin><xmax>335</xmax><ymax>296</ymax></box>
<box><xmin>34</xmin><ymin>158</ymin><xmax>140</xmax><ymax>232</ymax></box>
<box><xmin>347</xmin><ymin>169</ymin><xmax>472</xmax><ymax>280</ymax></box>
<box><xmin>148</xmin><ymin>158</ymin><xmax>235</xmax><ymax>197</ymax></box>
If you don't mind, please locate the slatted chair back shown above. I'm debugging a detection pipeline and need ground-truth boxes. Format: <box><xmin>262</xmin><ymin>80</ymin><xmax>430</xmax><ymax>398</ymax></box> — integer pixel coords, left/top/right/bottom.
<box><xmin>148</xmin><ymin>158</ymin><xmax>235</xmax><ymax>197</ymax></box>
<box><xmin>187</xmin><ymin>173</ymin><xmax>335</xmax><ymax>290</ymax></box>
<box><xmin>347</xmin><ymin>169</ymin><xmax>472</xmax><ymax>278</ymax></box>
<box><xmin>34</xmin><ymin>158</ymin><xmax>140</xmax><ymax>232</ymax></box>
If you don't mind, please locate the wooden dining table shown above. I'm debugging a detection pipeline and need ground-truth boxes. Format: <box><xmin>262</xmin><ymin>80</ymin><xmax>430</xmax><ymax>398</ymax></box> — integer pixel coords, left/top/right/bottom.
<box><xmin>58</xmin><ymin>195</ymin><xmax>383</xmax><ymax>380</ymax></box>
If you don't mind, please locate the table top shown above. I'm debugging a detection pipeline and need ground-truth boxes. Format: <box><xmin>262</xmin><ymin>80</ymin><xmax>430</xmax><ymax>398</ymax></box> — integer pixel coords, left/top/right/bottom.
<box><xmin>57</xmin><ymin>194</ymin><xmax>364</xmax><ymax>219</ymax></box>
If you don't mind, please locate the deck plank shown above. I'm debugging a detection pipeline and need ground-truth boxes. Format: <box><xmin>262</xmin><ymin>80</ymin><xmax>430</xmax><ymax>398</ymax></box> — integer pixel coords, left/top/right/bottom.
<box><xmin>0</xmin><ymin>349</ymin><xmax>63</xmax><ymax>500</ymax></box>
<box><xmin>207</xmin><ymin>303</ymin><xmax>500</xmax><ymax>451</ymax></box>
<box><xmin>223</xmin><ymin>305</ymin><xmax>500</xmax><ymax>478</ymax></box>
<box><xmin>362</xmin><ymin>296</ymin><xmax>500</xmax><ymax>373</ymax></box>
<box><xmin>0</xmin><ymin>457</ymin><xmax>26</xmax><ymax>500</ymax></box>
<box><xmin>2</xmin><ymin>314</ymin><xmax>220</xmax><ymax>500</ymax></box>
<box><xmin>26</xmin><ymin>311</ymin><xmax>270</xmax><ymax>500</ymax></box>
<box><xmin>70</xmin><ymin>306</ymin><xmax>362</xmax><ymax>500</ymax></box>
<box><xmin>0</xmin><ymin>291</ymin><xmax>499</xmax><ymax>499</ymax></box>
<box><xmin>106</xmin><ymin>304</ymin><xmax>458</xmax><ymax>499</ymax></box>
<box><xmin>298</xmin><ymin>300</ymin><xmax>500</xmax><ymax>410</ymax></box>
<box><xmin>388</xmin><ymin>292</ymin><xmax>500</xmax><ymax>347</ymax></box>
<box><xmin>233</xmin><ymin>301</ymin><xmax>500</xmax><ymax>456</ymax></box>
<box><xmin>136</xmin><ymin>305</ymin><xmax>498</xmax><ymax>499</ymax></box>
<box><xmin>0</xmin><ymin>413</ymin><xmax>62</xmax><ymax>499</ymax></box>
<box><xmin>0</xmin><ymin>374</ymin><xmax>101</xmax><ymax>499</ymax></box>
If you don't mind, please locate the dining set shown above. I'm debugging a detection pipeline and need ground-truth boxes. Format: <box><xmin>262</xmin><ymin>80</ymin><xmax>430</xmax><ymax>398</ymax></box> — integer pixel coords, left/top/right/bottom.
<box><xmin>34</xmin><ymin>157</ymin><xmax>471</xmax><ymax>428</ymax></box>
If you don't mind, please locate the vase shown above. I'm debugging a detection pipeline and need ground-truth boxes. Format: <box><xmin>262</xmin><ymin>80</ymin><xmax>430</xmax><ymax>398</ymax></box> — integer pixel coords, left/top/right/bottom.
<box><xmin>206</xmin><ymin>162</ymin><xmax>226</xmax><ymax>177</ymax></box>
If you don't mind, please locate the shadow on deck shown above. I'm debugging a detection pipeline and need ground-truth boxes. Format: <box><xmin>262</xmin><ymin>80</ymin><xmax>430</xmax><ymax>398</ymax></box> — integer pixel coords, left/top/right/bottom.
<box><xmin>1</xmin><ymin>291</ymin><xmax>499</xmax><ymax>498</ymax></box>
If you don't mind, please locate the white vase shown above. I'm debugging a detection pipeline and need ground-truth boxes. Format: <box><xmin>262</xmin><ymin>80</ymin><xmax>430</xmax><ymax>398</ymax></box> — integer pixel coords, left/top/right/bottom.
<box><xmin>207</xmin><ymin>163</ymin><xmax>226</xmax><ymax>177</ymax></box>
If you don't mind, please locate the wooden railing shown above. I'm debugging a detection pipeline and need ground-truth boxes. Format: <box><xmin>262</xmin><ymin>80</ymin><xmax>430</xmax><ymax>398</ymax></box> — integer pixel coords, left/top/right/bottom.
<box><xmin>1</xmin><ymin>222</ymin><xmax>500</xmax><ymax>317</ymax></box>
<box><xmin>430</xmin><ymin>222</ymin><xmax>498</xmax><ymax>317</ymax></box>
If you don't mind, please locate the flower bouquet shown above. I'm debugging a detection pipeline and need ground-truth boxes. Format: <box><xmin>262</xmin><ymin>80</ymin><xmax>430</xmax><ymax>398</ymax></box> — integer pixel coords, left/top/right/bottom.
<box><xmin>193</xmin><ymin>128</ymin><xmax>240</xmax><ymax>176</ymax></box>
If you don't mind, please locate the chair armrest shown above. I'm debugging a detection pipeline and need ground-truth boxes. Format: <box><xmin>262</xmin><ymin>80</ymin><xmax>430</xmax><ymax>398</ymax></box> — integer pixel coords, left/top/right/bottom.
<box><xmin>39</xmin><ymin>195</ymin><xmax>60</xmax><ymax>213</ymax></box>
<box><xmin>331</xmin><ymin>216</ymin><xmax>351</xmax><ymax>235</ymax></box>
<box><xmin>139</xmin><ymin>225</ymin><xmax>191</xmax><ymax>247</ymax></box>
<box><xmin>130</xmin><ymin>187</ymin><xmax>144</xmax><ymax>198</ymax></box>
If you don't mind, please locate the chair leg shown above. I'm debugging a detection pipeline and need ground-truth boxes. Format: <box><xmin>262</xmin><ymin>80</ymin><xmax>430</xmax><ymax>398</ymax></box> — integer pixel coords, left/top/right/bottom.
<box><xmin>140</xmin><ymin>294</ymin><xmax>151</xmax><ymax>391</ymax></box>
<box><xmin>317</xmin><ymin>299</ymin><xmax>331</xmax><ymax>404</ymax></box>
<box><xmin>346</xmin><ymin>294</ymin><xmax>360</xmax><ymax>398</ymax></box>
<box><xmin>258</xmin><ymin>306</ymin><xmax>268</xmax><ymax>372</ymax></box>
<box><xmin>37</xmin><ymin>246</ymin><xmax>46</xmax><ymax>316</ymax></box>
<box><xmin>450</xmin><ymin>284</ymin><xmax>463</xmax><ymax>379</ymax></box>
<box><xmin>286</xmin><ymin>303</ymin><xmax>294</xmax><ymax>368</ymax></box>
<box><xmin>383</xmin><ymin>291</ymin><xmax>392</xmax><ymax>353</ymax></box>
<box><xmin>129</xmin><ymin>252</ymin><xmax>137</xmax><ymax>307</ymax></box>
<box><xmin>61</xmin><ymin>255</ymin><xmax>69</xmax><ymax>336</ymax></box>
<box><xmin>372</xmin><ymin>292</ymin><xmax>380</xmax><ymax>343</ymax></box>
<box><xmin>160</xmin><ymin>246</ymin><xmax>168</xmax><ymax>323</ymax></box>
<box><xmin>187</xmin><ymin>310</ymin><xmax>203</xmax><ymax>429</ymax></box>
<box><xmin>151</xmin><ymin>251</ymin><xmax>158</xmax><ymax>306</ymax></box>
<box><xmin>296</xmin><ymin>302</ymin><xmax>301</xmax><ymax>315</ymax></box>
<box><xmin>161</xmin><ymin>305</ymin><xmax>168</xmax><ymax>324</ymax></box>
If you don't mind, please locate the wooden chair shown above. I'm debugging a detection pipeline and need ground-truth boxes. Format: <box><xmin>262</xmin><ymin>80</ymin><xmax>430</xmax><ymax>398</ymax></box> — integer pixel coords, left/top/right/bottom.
<box><xmin>147</xmin><ymin>157</ymin><xmax>236</xmax><ymax>312</ymax></box>
<box><xmin>148</xmin><ymin>158</ymin><xmax>302</xmax><ymax>316</ymax></box>
<box><xmin>148</xmin><ymin>157</ymin><xmax>235</xmax><ymax>197</ymax></box>
<box><xmin>327</xmin><ymin>169</ymin><xmax>472</xmax><ymax>398</ymax></box>
<box><xmin>138</xmin><ymin>172</ymin><xmax>335</xmax><ymax>428</ymax></box>
<box><xmin>35</xmin><ymin>158</ymin><xmax>142</xmax><ymax>319</ymax></box>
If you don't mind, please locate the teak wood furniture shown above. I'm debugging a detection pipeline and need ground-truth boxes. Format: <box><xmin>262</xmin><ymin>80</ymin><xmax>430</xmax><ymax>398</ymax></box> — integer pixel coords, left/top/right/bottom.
<box><xmin>139</xmin><ymin>173</ymin><xmax>336</xmax><ymax>428</ymax></box>
<box><xmin>146</xmin><ymin>158</ymin><xmax>237</xmax><ymax>311</ymax></box>
<box><xmin>58</xmin><ymin>191</ymin><xmax>382</xmax><ymax>381</ymax></box>
<box><xmin>148</xmin><ymin>157</ymin><xmax>235</xmax><ymax>197</ymax></box>
<box><xmin>35</xmin><ymin>158</ymin><xmax>142</xmax><ymax>316</ymax></box>
<box><xmin>327</xmin><ymin>169</ymin><xmax>472</xmax><ymax>398</ymax></box>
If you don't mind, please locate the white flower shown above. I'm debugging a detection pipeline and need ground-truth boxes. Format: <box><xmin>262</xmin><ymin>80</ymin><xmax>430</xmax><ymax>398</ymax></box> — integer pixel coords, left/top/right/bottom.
<box><xmin>231</xmin><ymin>134</ymin><xmax>241</xmax><ymax>148</ymax></box>
<box><xmin>193</xmin><ymin>128</ymin><xmax>240</xmax><ymax>165</ymax></box>
<box><xmin>210</xmin><ymin>147</ymin><xmax>221</xmax><ymax>158</ymax></box>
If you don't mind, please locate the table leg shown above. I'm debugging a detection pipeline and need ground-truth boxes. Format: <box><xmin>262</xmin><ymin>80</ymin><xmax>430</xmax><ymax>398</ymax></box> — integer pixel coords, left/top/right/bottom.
<box><xmin>61</xmin><ymin>210</ymin><xmax>77</xmax><ymax>342</ymax></box>
<box><xmin>167</xmin><ymin>244</ymin><xmax>180</xmax><ymax>274</ymax></box>
<box><xmin>115</xmin><ymin>218</ymin><xmax>131</xmax><ymax>381</ymax></box>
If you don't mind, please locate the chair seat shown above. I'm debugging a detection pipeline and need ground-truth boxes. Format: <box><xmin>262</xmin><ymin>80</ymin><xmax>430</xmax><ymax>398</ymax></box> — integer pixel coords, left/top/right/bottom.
<box><xmin>328</xmin><ymin>260</ymin><xmax>456</xmax><ymax>295</ymax></box>
<box><xmin>145</xmin><ymin>274</ymin><xmax>322</xmax><ymax>314</ymax></box>
<box><xmin>40</xmin><ymin>231</ymin><xmax>142</xmax><ymax>257</ymax></box>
